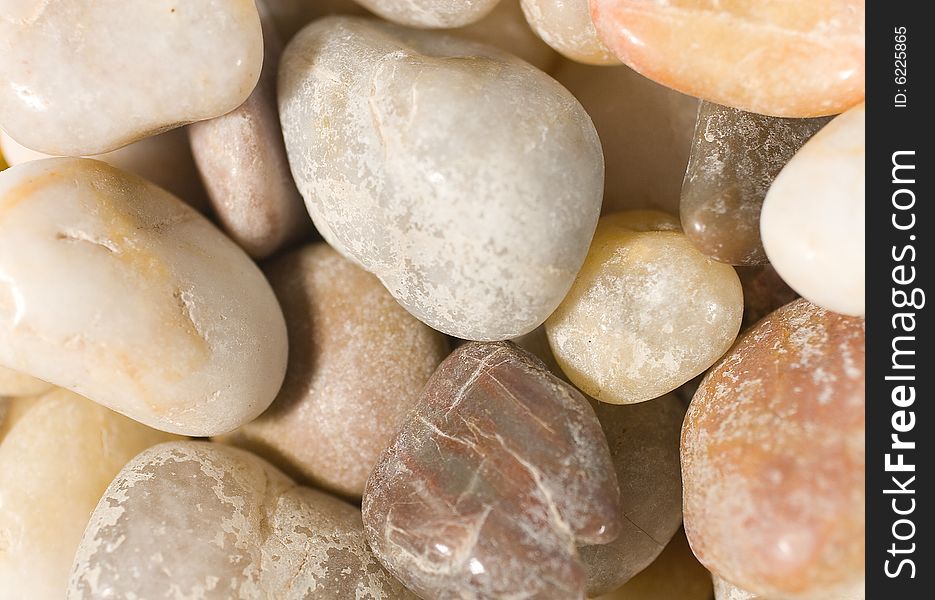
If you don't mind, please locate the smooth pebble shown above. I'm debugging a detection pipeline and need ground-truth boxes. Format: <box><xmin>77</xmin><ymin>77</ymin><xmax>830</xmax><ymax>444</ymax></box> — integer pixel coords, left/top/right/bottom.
<box><xmin>521</xmin><ymin>0</ymin><xmax>619</xmax><ymax>64</ymax></box>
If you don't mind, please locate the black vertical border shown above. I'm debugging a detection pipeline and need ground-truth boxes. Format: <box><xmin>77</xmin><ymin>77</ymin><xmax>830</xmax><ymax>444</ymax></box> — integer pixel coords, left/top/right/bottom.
<box><xmin>866</xmin><ymin>1</ymin><xmax>932</xmax><ymax>597</ymax></box>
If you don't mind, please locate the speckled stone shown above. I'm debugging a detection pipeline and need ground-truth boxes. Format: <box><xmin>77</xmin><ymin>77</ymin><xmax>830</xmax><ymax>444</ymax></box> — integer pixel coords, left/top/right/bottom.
<box><xmin>581</xmin><ymin>394</ymin><xmax>684</xmax><ymax>596</ymax></box>
<box><xmin>0</xmin><ymin>390</ymin><xmax>177</xmax><ymax>600</ymax></box>
<box><xmin>354</xmin><ymin>0</ymin><xmax>500</xmax><ymax>27</ymax></box>
<box><xmin>455</xmin><ymin>0</ymin><xmax>558</xmax><ymax>71</ymax></box>
<box><xmin>363</xmin><ymin>342</ymin><xmax>620</xmax><ymax>599</ymax></box>
<box><xmin>682</xmin><ymin>299</ymin><xmax>865</xmax><ymax>600</ymax></box>
<box><xmin>553</xmin><ymin>60</ymin><xmax>698</xmax><ymax>215</ymax></box>
<box><xmin>546</xmin><ymin>211</ymin><xmax>743</xmax><ymax>405</ymax></box>
<box><xmin>761</xmin><ymin>103</ymin><xmax>865</xmax><ymax>317</ymax></box>
<box><xmin>188</xmin><ymin>2</ymin><xmax>310</xmax><ymax>259</ymax></box>
<box><xmin>736</xmin><ymin>265</ymin><xmax>799</xmax><ymax>330</ymax></box>
<box><xmin>0</xmin><ymin>158</ymin><xmax>287</xmax><ymax>436</ymax></box>
<box><xmin>0</xmin><ymin>127</ymin><xmax>210</xmax><ymax>213</ymax></box>
<box><xmin>67</xmin><ymin>441</ymin><xmax>414</xmax><ymax>600</ymax></box>
<box><xmin>219</xmin><ymin>244</ymin><xmax>449</xmax><ymax>498</ymax></box>
<box><xmin>592</xmin><ymin>529</ymin><xmax>714</xmax><ymax>600</ymax></box>
<box><xmin>590</xmin><ymin>0</ymin><xmax>865</xmax><ymax>117</ymax></box>
<box><xmin>280</xmin><ymin>17</ymin><xmax>603</xmax><ymax>340</ymax></box>
<box><xmin>0</xmin><ymin>0</ymin><xmax>263</xmax><ymax>155</ymax></box>
<box><xmin>681</xmin><ymin>102</ymin><xmax>831</xmax><ymax>266</ymax></box>
<box><xmin>521</xmin><ymin>0</ymin><xmax>618</xmax><ymax>65</ymax></box>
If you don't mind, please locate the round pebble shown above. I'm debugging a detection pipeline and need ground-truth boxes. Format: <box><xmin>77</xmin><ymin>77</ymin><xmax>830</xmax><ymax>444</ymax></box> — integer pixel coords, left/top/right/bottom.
<box><xmin>0</xmin><ymin>0</ymin><xmax>264</xmax><ymax>155</ymax></box>
<box><xmin>546</xmin><ymin>210</ymin><xmax>743</xmax><ymax>404</ymax></box>
<box><xmin>521</xmin><ymin>0</ymin><xmax>619</xmax><ymax>65</ymax></box>
<box><xmin>0</xmin><ymin>158</ymin><xmax>288</xmax><ymax>436</ymax></box>
<box><xmin>682</xmin><ymin>299</ymin><xmax>865</xmax><ymax>599</ymax></box>
<box><xmin>589</xmin><ymin>0</ymin><xmax>865</xmax><ymax>117</ymax></box>
<box><xmin>280</xmin><ymin>16</ymin><xmax>603</xmax><ymax>341</ymax></box>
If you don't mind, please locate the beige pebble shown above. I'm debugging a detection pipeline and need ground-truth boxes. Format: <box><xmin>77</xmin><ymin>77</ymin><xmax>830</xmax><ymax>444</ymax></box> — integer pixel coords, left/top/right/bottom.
<box><xmin>354</xmin><ymin>0</ymin><xmax>501</xmax><ymax>28</ymax></box>
<box><xmin>219</xmin><ymin>243</ymin><xmax>449</xmax><ymax>498</ymax></box>
<box><xmin>280</xmin><ymin>17</ymin><xmax>603</xmax><ymax>340</ymax></box>
<box><xmin>0</xmin><ymin>128</ymin><xmax>209</xmax><ymax>213</ymax></box>
<box><xmin>67</xmin><ymin>441</ymin><xmax>416</xmax><ymax>600</ymax></box>
<box><xmin>0</xmin><ymin>389</ymin><xmax>178</xmax><ymax>600</ymax></box>
<box><xmin>0</xmin><ymin>0</ymin><xmax>263</xmax><ymax>156</ymax></box>
<box><xmin>455</xmin><ymin>0</ymin><xmax>558</xmax><ymax>71</ymax></box>
<box><xmin>553</xmin><ymin>61</ymin><xmax>698</xmax><ymax>215</ymax></box>
<box><xmin>0</xmin><ymin>364</ymin><xmax>51</xmax><ymax>397</ymax></box>
<box><xmin>0</xmin><ymin>158</ymin><xmax>288</xmax><ymax>436</ymax></box>
<box><xmin>0</xmin><ymin>394</ymin><xmax>38</xmax><ymax>441</ymax></box>
<box><xmin>189</xmin><ymin>2</ymin><xmax>310</xmax><ymax>259</ymax></box>
<box><xmin>521</xmin><ymin>0</ymin><xmax>619</xmax><ymax>64</ymax></box>
<box><xmin>546</xmin><ymin>211</ymin><xmax>742</xmax><ymax>404</ymax></box>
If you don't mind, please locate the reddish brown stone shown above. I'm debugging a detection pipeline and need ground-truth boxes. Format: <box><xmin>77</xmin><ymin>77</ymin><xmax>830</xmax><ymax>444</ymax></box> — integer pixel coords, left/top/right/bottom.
<box><xmin>682</xmin><ymin>299</ymin><xmax>864</xmax><ymax>599</ymax></box>
<box><xmin>363</xmin><ymin>342</ymin><xmax>620</xmax><ymax>599</ymax></box>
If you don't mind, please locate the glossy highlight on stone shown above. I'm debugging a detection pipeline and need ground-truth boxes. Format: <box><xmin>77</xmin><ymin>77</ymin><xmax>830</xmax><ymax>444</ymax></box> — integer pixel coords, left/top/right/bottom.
<box><xmin>681</xmin><ymin>102</ymin><xmax>831</xmax><ymax>266</ymax></box>
<box><xmin>280</xmin><ymin>17</ymin><xmax>603</xmax><ymax>340</ymax></box>
<box><xmin>219</xmin><ymin>244</ymin><xmax>449</xmax><ymax>498</ymax></box>
<box><xmin>0</xmin><ymin>389</ymin><xmax>177</xmax><ymax>600</ymax></box>
<box><xmin>761</xmin><ymin>103</ymin><xmax>865</xmax><ymax>316</ymax></box>
<box><xmin>546</xmin><ymin>211</ymin><xmax>743</xmax><ymax>404</ymax></box>
<box><xmin>363</xmin><ymin>342</ymin><xmax>620</xmax><ymax>599</ymax></box>
<box><xmin>0</xmin><ymin>0</ymin><xmax>264</xmax><ymax>155</ymax></box>
<box><xmin>580</xmin><ymin>394</ymin><xmax>684</xmax><ymax>595</ymax></box>
<box><xmin>682</xmin><ymin>299</ymin><xmax>865</xmax><ymax>599</ymax></box>
<box><xmin>67</xmin><ymin>441</ymin><xmax>415</xmax><ymax>600</ymax></box>
<box><xmin>589</xmin><ymin>0</ymin><xmax>865</xmax><ymax>117</ymax></box>
<box><xmin>0</xmin><ymin>158</ymin><xmax>288</xmax><ymax>436</ymax></box>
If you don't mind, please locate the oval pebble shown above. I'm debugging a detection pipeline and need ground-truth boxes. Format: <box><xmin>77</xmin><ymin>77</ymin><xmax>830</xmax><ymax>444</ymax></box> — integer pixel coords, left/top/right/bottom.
<box><xmin>589</xmin><ymin>0</ymin><xmax>865</xmax><ymax>117</ymax></box>
<box><xmin>219</xmin><ymin>243</ymin><xmax>449</xmax><ymax>498</ymax></box>
<box><xmin>188</xmin><ymin>2</ymin><xmax>311</xmax><ymax>259</ymax></box>
<box><xmin>0</xmin><ymin>158</ymin><xmax>288</xmax><ymax>436</ymax></box>
<box><xmin>546</xmin><ymin>210</ymin><xmax>743</xmax><ymax>404</ymax></box>
<box><xmin>521</xmin><ymin>0</ymin><xmax>619</xmax><ymax>65</ymax></box>
<box><xmin>682</xmin><ymin>298</ymin><xmax>865</xmax><ymax>599</ymax></box>
<box><xmin>0</xmin><ymin>0</ymin><xmax>264</xmax><ymax>156</ymax></box>
<box><xmin>67</xmin><ymin>441</ymin><xmax>415</xmax><ymax>600</ymax></box>
<box><xmin>761</xmin><ymin>103</ymin><xmax>865</xmax><ymax>316</ymax></box>
<box><xmin>0</xmin><ymin>389</ymin><xmax>177</xmax><ymax>600</ymax></box>
<box><xmin>280</xmin><ymin>17</ymin><xmax>603</xmax><ymax>340</ymax></box>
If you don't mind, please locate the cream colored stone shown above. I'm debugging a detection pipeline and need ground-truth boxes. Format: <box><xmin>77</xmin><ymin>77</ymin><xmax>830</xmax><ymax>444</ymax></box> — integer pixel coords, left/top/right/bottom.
<box><xmin>521</xmin><ymin>0</ymin><xmax>618</xmax><ymax>64</ymax></box>
<box><xmin>0</xmin><ymin>158</ymin><xmax>288</xmax><ymax>436</ymax></box>
<box><xmin>0</xmin><ymin>128</ymin><xmax>209</xmax><ymax>212</ymax></box>
<box><xmin>0</xmin><ymin>364</ymin><xmax>51</xmax><ymax>397</ymax></box>
<box><xmin>455</xmin><ymin>0</ymin><xmax>558</xmax><ymax>71</ymax></box>
<box><xmin>0</xmin><ymin>389</ymin><xmax>177</xmax><ymax>600</ymax></box>
<box><xmin>219</xmin><ymin>244</ymin><xmax>449</xmax><ymax>498</ymax></box>
<box><xmin>280</xmin><ymin>17</ymin><xmax>603</xmax><ymax>340</ymax></box>
<box><xmin>355</xmin><ymin>0</ymin><xmax>500</xmax><ymax>28</ymax></box>
<box><xmin>189</xmin><ymin>2</ymin><xmax>310</xmax><ymax>258</ymax></box>
<box><xmin>553</xmin><ymin>60</ymin><xmax>698</xmax><ymax>214</ymax></box>
<box><xmin>761</xmin><ymin>104</ymin><xmax>865</xmax><ymax>317</ymax></box>
<box><xmin>546</xmin><ymin>211</ymin><xmax>742</xmax><ymax>404</ymax></box>
<box><xmin>0</xmin><ymin>0</ymin><xmax>263</xmax><ymax>156</ymax></box>
<box><xmin>67</xmin><ymin>441</ymin><xmax>416</xmax><ymax>600</ymax></box>
<box><xmin>0</xmin><ymin>394</ymin><xmax>37</xmax><ymax>441</ymax></box>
